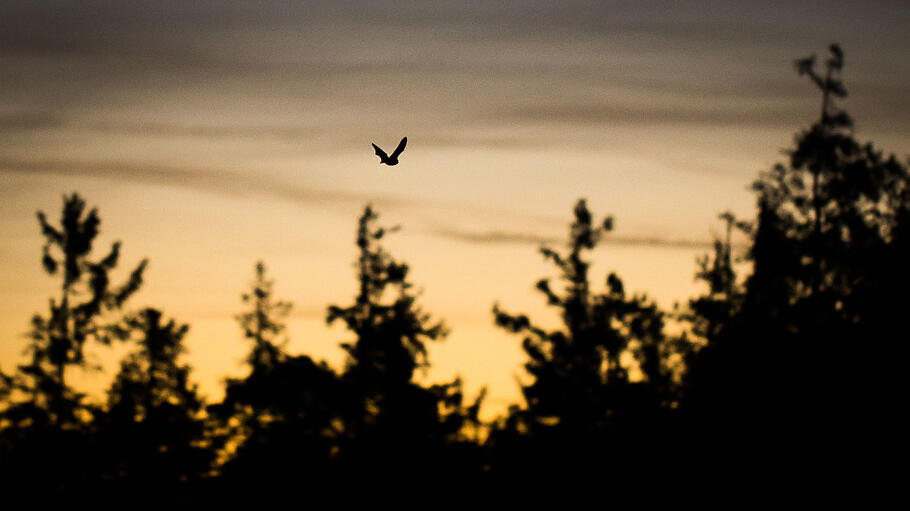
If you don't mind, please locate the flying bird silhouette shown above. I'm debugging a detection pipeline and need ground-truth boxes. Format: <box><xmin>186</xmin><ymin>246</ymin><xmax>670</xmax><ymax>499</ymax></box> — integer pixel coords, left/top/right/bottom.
<box><xmin>372</xmin><ymin>137</ymin><xmax>407</xmax><ymax>166</ymax></box>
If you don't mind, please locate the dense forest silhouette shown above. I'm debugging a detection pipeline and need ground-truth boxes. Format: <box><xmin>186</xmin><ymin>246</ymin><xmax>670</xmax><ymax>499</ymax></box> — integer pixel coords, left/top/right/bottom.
<box><xmin>1</xmin><ymin>45</ymin><xmax>907</xmax><ymax>496</ymax></box>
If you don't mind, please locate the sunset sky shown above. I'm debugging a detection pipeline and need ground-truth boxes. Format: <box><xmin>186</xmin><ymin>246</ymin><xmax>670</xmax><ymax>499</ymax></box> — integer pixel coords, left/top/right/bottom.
<box><xmin>2</xmin><ymin>1</ymin><xmax>908</xmax><ymax>416</ymax></box>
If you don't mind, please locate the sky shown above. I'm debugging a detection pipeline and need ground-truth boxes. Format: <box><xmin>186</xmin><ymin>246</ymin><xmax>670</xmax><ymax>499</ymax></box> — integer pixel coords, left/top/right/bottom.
<box><xmin>2</xmin><ymin>0</ymin><xmax>909</xmax><ymax>417</ymax></box>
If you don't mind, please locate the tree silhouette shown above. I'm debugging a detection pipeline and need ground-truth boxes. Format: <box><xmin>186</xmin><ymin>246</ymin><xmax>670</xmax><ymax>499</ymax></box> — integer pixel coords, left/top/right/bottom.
<box><xmin>0</xmin><ymin>193</ymin><xmax>147</xmax><ymax>495</ymax></box>
<box><xmin>95</xmin><ymin>308</ymin><xmax>212</xmax><ymax>497</ymax></box>
<box><xmin>235</xmin><ymin>261</ymin><xmax>291</xmax><ymax>369</ymax></box>
<box><xmin>209</xmin><ymin>261</ymin><xmax>342</xmax><ymax>488</ymax></box>
<box><xmin>487</xmin><ymin>199</ymin><xmax>687</xmax><ymax>476</ymax></box>
<box><xmin>327</xmin><ymin>205</ymin><xmax>484</xmax><ymax>478</ymax></box>
<box><xmin>18</xmin><ymin>193</ymin><xmax>146</xmax><ymax>424</ymax></box>
<box><xmin>751</xmin><ymin>45</ymin><xmax>907</xmax><ymax>437</ymax></box>
<box><xmin>685</xmin><ymin>211</ymin><xmax>750</xmax><ymax>343</ymax></box>
<box><xmin>685</xmin><ymin>45</ymin><xmax>910</xmax><ymax>469</ymax></box>
<box><xmin>752</xmin><ymin>45</ymin><xmax>893</xmax><ymax>316</ymax></box>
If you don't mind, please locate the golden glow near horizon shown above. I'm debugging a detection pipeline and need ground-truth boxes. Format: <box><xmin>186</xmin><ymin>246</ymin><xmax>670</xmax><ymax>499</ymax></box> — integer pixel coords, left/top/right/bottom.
<box><xmin>2</xmin><ymin>1</ymin><xmax>908</xmax><ymax>418</ymax></box>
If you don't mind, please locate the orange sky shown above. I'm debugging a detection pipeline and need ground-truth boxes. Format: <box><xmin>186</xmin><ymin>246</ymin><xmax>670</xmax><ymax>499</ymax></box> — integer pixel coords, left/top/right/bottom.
<box><xmin>2</xmin><ymin>1</ymin><xmax>908</xmax><ymax>418</ymax></box>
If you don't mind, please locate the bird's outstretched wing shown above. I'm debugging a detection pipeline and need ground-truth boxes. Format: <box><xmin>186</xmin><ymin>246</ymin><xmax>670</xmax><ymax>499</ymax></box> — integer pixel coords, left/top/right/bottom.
<box><xmin>372</xmin><ymin>143</ymin><xmax>388</xmax><ymax>160</ymax></box>
<box><xmin>390</xmin><ymin>137</ymin><xmax>407</xmax><ymax>158</ymax></box>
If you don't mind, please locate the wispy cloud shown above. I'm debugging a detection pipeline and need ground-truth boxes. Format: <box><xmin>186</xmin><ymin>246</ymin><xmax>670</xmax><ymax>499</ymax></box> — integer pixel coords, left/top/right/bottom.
<box><xmin>432</xmin><ymin>228</ymin><xmax>560</xmax><ymax>245</ymax></box>
<box><xmin>0</xmin><ymin>113</ymin><xmax>64</xmax><ymax>133</ymax></box>
<box><xmin>0</xmin><ymin>157</ymin><xmax>405</xmax><ymax>209</ymax></box>
<box><xmin>0</xmin><ymin>113</ymin><xmax>318</xmax><ymax>141</ymax></box>
<box><xmin>432</xmin><ymin>226</ymin><xmax>723</xmax><ymax>249</ymax></box>
<box><xmin>87</xmin><ymin>121</ymin><xmax>318</xmax><ymax>140</ymax></box>
<box><xmin>497</xmin><ymin>102</ymin><xmax>800</xmax><ymax>128</ymax></box>
<box><xmin>415</xmin><ymin>133</ymin><xmax>554</xmax><ymax>151</ymax></box>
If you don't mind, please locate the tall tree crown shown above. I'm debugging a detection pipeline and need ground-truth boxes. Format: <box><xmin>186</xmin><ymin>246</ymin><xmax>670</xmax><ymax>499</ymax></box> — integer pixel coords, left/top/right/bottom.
<box><xmin>17</xmin><ymin>193</ymin><xmax>147</xmax><ymax>425</ymax></box>
<box><xmin>493</xmin><ymin>199</ymin><xmax>677</xmax><ymax>434</ymax></box>
<box><xmin>235</xmin><ymin>261</ymin><xmax>291</xmax><ymax>369</ymax></box>
<box><xmin>327</xmin><ymin>205</ymin><xmax>446</xmax><ymax>385</ymax></box>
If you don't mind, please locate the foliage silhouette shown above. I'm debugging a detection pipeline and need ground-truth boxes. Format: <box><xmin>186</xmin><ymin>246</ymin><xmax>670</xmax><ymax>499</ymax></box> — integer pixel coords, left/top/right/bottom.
<box><xmin>326</xmin><ymin>205</ymin><xmax>484</xmax><ymax>479</ymax></box>
<box><xmin>236</xmin><ymin>261</ymin><xmax>292</xmax><ymax>368</ymax></box>
<box><xmin>209</xmin><ymin>261</ymin><xmax>342</xmax><ymax>488</ymax></box>
<box><xmin>684</xmin><ymin>44</ymin><xmax>910</xmax><ymax>470</ymax></box>
<box><xmin>0</xmin><ymin>193</ymin><xmax>147</xmax><ymax>496</ymax></box>
<box><xmin>487</xmin><ymin>199</ymin><xmax>689</xmax><ymax>476</ymax></box>
<box><xmin>16</xmin><ymin>193</ymin><xmax>146</xmax><ymax>425</ymax></box>
<box><xmin>94</xmin><ymin>308</ymin><xmax>212</xmax><ymax>498</ymax></box>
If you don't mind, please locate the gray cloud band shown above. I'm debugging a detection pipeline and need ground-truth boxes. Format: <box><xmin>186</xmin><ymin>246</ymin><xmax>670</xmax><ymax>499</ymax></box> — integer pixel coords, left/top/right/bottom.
<box><xmin>0</xmin><ymin>157</ymin><xmax>405</xmax><ymax>209</ymax></box>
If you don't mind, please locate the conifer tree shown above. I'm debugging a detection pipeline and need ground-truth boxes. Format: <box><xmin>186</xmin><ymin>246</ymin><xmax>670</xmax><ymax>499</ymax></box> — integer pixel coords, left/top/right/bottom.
<box><xmin>747</xmin><ymin>46</ymin><xmax>907</xmax><ymax>392</ymax></box>
<box><xmin>488</xmin><ymin>199</ymin><xmax>685</xmax><ymax>475</ymax></box>
<box><xmin>235</xmin><ymin>261</ymin><xmax>292</xmax><ymax>369</ymax></box>
<box><xmin>97</xmin><ymin>308</ymin><xmax>212</xmax><ymax>492</ymax></box>
<box><xmin>0</xmin><ymin>193</ymin><xmax>146</xmax><ymax>495</ymax></box>
<box><xmin>327</xmin><ymin>205</ymin><xmax>483</xmax><ymax>477</ymax></box>
<box><xmin>13</xmin><ymin>193</ymin><xmax>148</xmax><ymax>427</ymax></box>
<box><xmin>686</xmin><ymin>211</ymin><xmax>750</xmax><ymax>341</ymax></box>
<box><xmin>685</xmin><ymin>45</ymin><xmax>910</xmax><ymax>467</ymax></box>
<box><xmin>211</xmin><ymin>261</ymin><xmax>342</xmax><ymax>485</ymax></box>
<box><xmin>750</xmin><ymin>44</ymin><xmax>905</xmax><ymax>333</ymax></box>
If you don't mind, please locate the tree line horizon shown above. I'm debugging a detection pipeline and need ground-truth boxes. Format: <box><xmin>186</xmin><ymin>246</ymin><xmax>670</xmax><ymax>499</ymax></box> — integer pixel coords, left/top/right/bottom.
<box><xmin>1</xmin><ymin>44</ymin><xmax>907</xmax><ymax>497</ymax></box>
